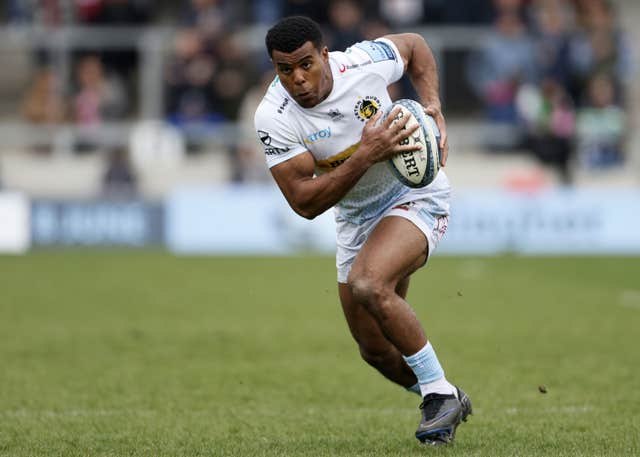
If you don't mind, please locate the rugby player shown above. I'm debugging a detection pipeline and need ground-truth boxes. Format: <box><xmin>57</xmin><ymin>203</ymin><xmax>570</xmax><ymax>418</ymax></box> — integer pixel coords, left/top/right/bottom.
<box><xmin>254</xmin><ymin>16</ymin><xmax>471</xmax><ymax>445</ymax></box>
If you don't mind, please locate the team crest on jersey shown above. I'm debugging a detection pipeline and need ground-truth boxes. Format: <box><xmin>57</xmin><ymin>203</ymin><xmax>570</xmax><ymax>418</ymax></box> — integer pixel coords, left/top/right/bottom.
<box><xmin>353</xmin><ymin>96</ymin><xmax>382</xmax><ymax>122</ymax></box>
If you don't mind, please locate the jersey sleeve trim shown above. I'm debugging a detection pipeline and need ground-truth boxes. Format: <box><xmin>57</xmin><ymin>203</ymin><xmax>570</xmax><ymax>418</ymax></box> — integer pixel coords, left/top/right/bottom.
<box><xmin>266</xmin><ymin>146</ymin><xmax>308</xmax><ymax>168</ymax></box>
<box><xmin>373</xmin><ymin>37</ymin><xmax>405</xmax><ymax>83</ymax></box>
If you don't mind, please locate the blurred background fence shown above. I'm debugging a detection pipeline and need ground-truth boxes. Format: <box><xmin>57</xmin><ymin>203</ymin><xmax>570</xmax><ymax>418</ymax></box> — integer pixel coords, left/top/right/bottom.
<box><xmin>1</xmin><ymin>0</ymin><xmax>639</xmax><ymax>254</ymax></box>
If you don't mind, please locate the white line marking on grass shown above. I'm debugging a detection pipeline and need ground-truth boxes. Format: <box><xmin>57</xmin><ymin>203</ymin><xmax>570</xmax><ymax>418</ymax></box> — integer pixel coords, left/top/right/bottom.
<box><xmin>619</xmin><ymin>290</ymin><xmax>640</xmax><ymax>309</ymax></box>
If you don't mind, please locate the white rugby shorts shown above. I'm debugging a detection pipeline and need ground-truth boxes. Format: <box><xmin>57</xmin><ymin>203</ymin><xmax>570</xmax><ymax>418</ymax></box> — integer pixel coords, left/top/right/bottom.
<box><xmin>335</xmin><ymin>194</ymin><xmax>450</xmax><ymax>283</ymax></box>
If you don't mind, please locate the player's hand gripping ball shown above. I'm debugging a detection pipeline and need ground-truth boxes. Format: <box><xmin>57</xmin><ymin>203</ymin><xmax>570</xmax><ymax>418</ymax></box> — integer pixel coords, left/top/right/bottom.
<box><xmin>383</xmin><ymin>99</ymin><xmax>441</xmax><ymax>188</ymax></box>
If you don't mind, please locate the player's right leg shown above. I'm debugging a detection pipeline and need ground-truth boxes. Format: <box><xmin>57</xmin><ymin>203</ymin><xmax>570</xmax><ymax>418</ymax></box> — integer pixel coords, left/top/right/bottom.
<box><xmin>346</xmin><ymin>214</ymin><xmax>471</xmax><ymax>445</ymax></box>
<box><xmin>335</xmin><ymin>195</ymin><xmax>471</xmax><ymax>445</ymax></box>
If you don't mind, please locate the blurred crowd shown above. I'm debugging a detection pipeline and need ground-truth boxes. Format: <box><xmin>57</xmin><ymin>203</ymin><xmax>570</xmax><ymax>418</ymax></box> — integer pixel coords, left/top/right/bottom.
<box><xmin>6</xmin><ymin>0</ymin><xmax>635</xmax><ymax>191</ymax></box>
<box><xmin>467</xmin><ymin>0</ymin><xmax>632</xmax><ymax>183</ymax></box>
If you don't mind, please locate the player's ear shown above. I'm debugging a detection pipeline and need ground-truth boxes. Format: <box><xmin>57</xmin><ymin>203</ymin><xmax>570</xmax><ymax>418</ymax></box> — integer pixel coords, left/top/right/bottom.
<box><xmin>321</xmin><ymin>46</ymin><xmax>329</xmax><ymax>61</ymax></box>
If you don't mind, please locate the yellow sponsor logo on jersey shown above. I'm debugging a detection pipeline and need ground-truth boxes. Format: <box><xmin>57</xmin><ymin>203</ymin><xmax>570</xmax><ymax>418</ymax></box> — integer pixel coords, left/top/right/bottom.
<box><xmin>316</xmin><ymin>143</ymin><xmax>360</xmax><ymax>172</ymax></box>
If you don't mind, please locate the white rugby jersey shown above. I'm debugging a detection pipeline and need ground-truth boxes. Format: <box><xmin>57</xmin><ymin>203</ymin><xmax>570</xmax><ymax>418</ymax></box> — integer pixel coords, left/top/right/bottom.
<box><xmin>254</xmin><ymin>37</ymin><xmax>450</xmax><ymax>224</ymax></box>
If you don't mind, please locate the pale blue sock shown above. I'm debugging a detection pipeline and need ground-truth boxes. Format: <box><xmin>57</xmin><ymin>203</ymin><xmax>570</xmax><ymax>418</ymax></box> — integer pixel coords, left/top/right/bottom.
<box><xmin>403</xmin><ymin>342</ymin><xmax>445</xmax><ymax>385</ymax></box>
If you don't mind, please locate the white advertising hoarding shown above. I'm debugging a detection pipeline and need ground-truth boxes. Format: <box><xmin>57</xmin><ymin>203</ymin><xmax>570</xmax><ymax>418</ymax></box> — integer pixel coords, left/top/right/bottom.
<box><xmin>0</xmin><ymin>192</ymin><xmax>30</xmax><ymax>254</ymax></box>
<box><xmin>166</xmin><ymin>186</ymin><xmax>640</xmax><ymax>256</ymax></box>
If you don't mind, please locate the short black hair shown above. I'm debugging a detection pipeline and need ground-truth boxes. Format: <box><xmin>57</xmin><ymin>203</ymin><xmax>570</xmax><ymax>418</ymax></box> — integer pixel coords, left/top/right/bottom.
<box><xmin>265</xmin><ymin>16</ymin><xmax>324</xmax><ymax>57</ymax></box>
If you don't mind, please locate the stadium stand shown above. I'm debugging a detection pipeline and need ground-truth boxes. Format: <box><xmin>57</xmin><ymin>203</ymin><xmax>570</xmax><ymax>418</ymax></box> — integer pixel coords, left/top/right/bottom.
<box><xmin>0</xmin><ymin>0</ymin><xmax>637</xmax><ymax>197</ymax></box>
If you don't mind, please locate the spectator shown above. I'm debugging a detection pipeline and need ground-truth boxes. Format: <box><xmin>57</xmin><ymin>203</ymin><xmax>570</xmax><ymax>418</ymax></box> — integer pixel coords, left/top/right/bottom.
<box><xmin>393</xmin><ymin>0</ymin><xmax>493</xmax><ymax>25</ymax></box>
<box><xmin>75</xmin><ymin>0</ymin><xmax>153</xmax><ymax>117</ymax></box>
<box><xmin>75</xmin><ymin>0</ymin><xmax>152</xmax><ymax>24</ymax></box>
<box><xmin>233</xmin><ymin>70</ymin><xmax>275</xmax><ymax>183</ymax></box>
<box><xmin>20</xmin><ymin>66</ymin><xmax>67</xmax><ymax>154</ymax></box>
<box><xmin>72</xmin><ymin>54</ymin><xmax>128</xmax><ymax>151</ymax></box>
<box><xmin>21</xmin><ymin>66</ymin><xmax>66</xmax><ymax>125</ymax></box>
<box><xmin>379</xmin><ymin>0</ymin><xmax>425</xmax><ymax>27</ymax></box>
<box><xmin>165</xmin><ymin>28</ymin><xmax>214</xmax><ymax>122</ymax></box>
<box><xmin>7</xmin><ymin>0</ymin><xmax>33</xmax><ymax>24</ymax></box>
<box><xmin>282</xmin><ymin>0</ymin><xmax>329</xmax><ymax>24</ymax></box>
<box><xmin>467</xmin><ymin>1</ymin><xmax>538</xmax><ymax>149</ymax></box>
<box><xmin>575</xmin><ymin>72</ymin><xmax>626</xmax><ymax>168</ymax></box>
<box><xmin>518</xmin><ymin>78</ymin><xmax>576</xmax><ymax>183</ymax></box>
<box><xmin>15</xmin><ymin>2</ymin><xmax>66</xmax><ymax>65</ymax></box>
<box><xmin>493</xmin><ymin>0</ymin><xmax>525</xmax><ymax>15</ymax></box>
<box><xmin>165</xmin><ymin>28</ymin><xmax>223</xmax><ymax>151</ymax></box>
<box><xmin>440</xmin><ymin>0</ymin><xmax>495</xmax><ymax>25</ymax></box>
<box><xmin>252</xmin><ymin>0</ymin><xmax>283</xmax><ymax>24</ymax></box>
<box><xmin>325</xmin><ymin>0</ymin><xmax>366</xmax><ymax>52</ymax></box>
<box><xmin>103</xmin><ymin>147</ymin><xmax>137</xmax><ymax>196</ymax></box>
<box><xmin>568</xmin><ymin>0</ymin><xmax>633</xmax><ymax>106</ymax></box>
<box><xmin>75</xmin><ymin>0</ymin><xmax>103</xmax><ymax>23</ymax></box>
<box><xmin>360</xmin><ymin>17</ymin><xmax>392</xmax><ymax>41</ymax></box>
<box><xmin>96</xmin><ymin>0</ymin><xmax>152</xmax><ymax>24</ymax></box>
<box><xmin>530</xmin><ymin>0</ymin><xmax>575</xmax><ymax>86</ymax></box>
<box><xmin>211</xmin><ymin>33</ymin><xmax>255</xmax><ymax>122</ymax></box>
<box><xmin>183</xmin><ymin>0</ymin><xmax>240</xmax><ymax>46</ymax></box>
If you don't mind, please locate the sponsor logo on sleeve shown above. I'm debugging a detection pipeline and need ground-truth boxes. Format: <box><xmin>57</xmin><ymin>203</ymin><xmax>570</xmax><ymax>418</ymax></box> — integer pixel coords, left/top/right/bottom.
<box><xmin>263</xmin><ymin>146</ymin><xmax>291</xmax><ymax>156</ymax></box>
<box><xmin>258</xmin><ymin>130</ymin><xmax>291</xmax><ymax>156</ymax></box>
<box><xmin>277</xmin><ymin>97</ymin><xmax>290</xmax><ymax>114</ymax></box>
<box><xmin>353</xmin><ymin>41</ymin><xmax>397</xmax><ymax>62</ymax></box>
<box><xmin>258</xmin><ymin>130</ymin><xmax>272</xmax><ymax>145</ymax></box>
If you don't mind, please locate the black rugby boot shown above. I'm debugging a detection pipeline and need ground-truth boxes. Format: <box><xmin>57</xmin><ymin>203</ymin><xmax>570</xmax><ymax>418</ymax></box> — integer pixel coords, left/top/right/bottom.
<box><xmin>415</xmin><ymin>386</ymin><xmax>472</xmax><ymax>445</ymax></box>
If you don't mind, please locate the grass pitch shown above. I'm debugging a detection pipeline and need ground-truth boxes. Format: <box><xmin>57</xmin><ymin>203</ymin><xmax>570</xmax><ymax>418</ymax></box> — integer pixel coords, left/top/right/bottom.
<box><xmin>1</xmin><ymin>252</ymin><xmax>639</xmax><ymax>456</ymax></box>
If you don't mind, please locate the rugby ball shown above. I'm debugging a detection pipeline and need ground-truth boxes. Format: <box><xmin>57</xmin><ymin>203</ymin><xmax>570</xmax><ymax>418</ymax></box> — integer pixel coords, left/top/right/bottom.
<box><xmin>384</xmin><ymin>99</ymin><xmax>441</xmax><ymax>188</ymax></box>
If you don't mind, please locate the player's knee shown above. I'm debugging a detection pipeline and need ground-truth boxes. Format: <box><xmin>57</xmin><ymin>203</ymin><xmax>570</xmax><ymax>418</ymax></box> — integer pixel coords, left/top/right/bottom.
<box><xmin>348</xmin><ymin>272</ymin><xmax>394</xmax><ymax>319</ymax></box>
<box><xmin>348</xmin><ymin>271</ymin><xmax>377</xmax><ymax>304</ymax></box>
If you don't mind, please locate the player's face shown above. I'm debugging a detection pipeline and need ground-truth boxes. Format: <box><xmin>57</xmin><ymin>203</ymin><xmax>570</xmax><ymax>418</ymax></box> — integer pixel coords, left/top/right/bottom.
<box><xmin>272</xmin><ymin>41</ymin><xmax>333</xmax><ymax>108</ymax></box>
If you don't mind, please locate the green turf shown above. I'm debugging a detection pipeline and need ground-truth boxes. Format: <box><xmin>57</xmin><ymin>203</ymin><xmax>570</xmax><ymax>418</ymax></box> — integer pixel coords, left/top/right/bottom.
<box><xmin>1</xmin><ymin>252</ymin><xmax>639</xmax><ymax>456</ymax></box>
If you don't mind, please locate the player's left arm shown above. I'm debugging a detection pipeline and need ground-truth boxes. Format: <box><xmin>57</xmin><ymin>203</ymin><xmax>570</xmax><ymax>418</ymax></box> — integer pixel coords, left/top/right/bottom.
<box><xmin>384</xmin><ymin>33</ymin><xmax>448</xmax><ymax>166</ymax></box>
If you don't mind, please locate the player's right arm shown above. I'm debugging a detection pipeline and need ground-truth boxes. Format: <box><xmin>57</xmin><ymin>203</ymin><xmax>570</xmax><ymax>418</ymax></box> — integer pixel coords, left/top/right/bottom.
<box><xmin>270</xmin><ymin>108</ymin><xmax>419</xmax><ymax>220</ymax></box>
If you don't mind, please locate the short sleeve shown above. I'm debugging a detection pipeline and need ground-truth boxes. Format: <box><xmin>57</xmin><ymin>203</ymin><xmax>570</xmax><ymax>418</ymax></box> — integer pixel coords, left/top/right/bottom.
<box><xmin>254</xmin><ymin>106</ymin><xmax>307</xmax><ymax>168</ymax></box>
<box><xmin>346</xmin><ymin>38</ymin><xmax>405</xmax><ymax>85</ymax></box>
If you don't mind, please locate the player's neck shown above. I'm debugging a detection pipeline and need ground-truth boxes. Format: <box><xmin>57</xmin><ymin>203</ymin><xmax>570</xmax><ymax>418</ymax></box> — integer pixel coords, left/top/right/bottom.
<box><xmin>318</xmin><ymin>72</ymin><xmax>334</xmax><ymax>104</ymax></box>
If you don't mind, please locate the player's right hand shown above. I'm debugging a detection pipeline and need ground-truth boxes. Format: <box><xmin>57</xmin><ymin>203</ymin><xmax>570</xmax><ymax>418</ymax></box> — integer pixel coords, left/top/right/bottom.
<box><xmin>358</xmin><ymin>107</ymin><xmax>421</xmax><ymax>165</ymax></box>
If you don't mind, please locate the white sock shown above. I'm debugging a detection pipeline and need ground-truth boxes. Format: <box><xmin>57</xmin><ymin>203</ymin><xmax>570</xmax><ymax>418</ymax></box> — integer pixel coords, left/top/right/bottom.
<box><xmin>419</xmin><ymin>376</ymin><xmax>457</xmax><ymax>398</ymax></box>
